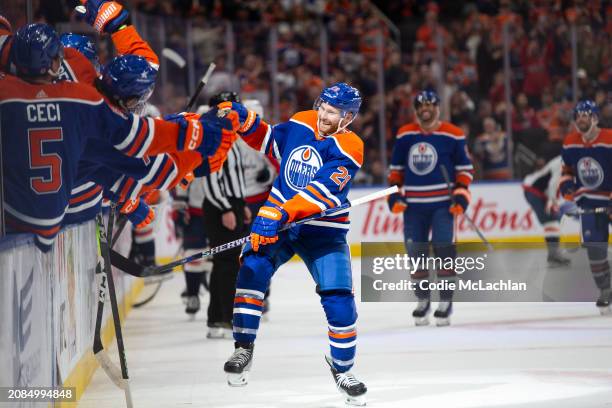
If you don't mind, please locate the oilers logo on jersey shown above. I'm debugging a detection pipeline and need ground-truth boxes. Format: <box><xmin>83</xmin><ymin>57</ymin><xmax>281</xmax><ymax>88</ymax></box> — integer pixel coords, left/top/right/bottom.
<box><xmin>577</xmin><ymin>157</ymin><xmax>604</xmax><ymax>189</ymax></box>
<box><xmin>285</xmin><ymin>145</ymin><xmax>322</xmax><ymax>191</ymax></box>
<box><xmin>408</xmin><ymin>142</ymin><xmax>438</xmax><ymax>175</ymax></box>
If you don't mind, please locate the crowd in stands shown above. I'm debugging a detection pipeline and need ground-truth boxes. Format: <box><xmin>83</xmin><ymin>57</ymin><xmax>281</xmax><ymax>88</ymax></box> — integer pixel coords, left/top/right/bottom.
<box><xmin>20</xmin><ymin>0</ymin><xmax>612</xmax><ymax>183</ymax></box>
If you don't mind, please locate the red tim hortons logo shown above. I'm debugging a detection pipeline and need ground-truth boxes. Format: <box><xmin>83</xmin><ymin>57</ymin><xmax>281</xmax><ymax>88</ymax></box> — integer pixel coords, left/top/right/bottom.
<box><xmin>361</xmin><ymin>197</ymin><xmax>534</xmax><ymax>236</ymax></box>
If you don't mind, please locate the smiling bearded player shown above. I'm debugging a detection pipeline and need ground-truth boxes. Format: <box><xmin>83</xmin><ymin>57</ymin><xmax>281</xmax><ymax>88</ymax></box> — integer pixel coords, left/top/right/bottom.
<box><xmin>218</xmin><ymin>83</ymin><xmax>368</xmax><ymax>406</ymax></box>
<box><xmin>387</xmin><ymin>90</ymin><xmax>474</xmax><ymax>327</ymax></box>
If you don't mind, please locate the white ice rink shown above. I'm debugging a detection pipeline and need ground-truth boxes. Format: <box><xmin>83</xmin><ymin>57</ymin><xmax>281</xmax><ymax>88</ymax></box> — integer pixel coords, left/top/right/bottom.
<box><xmin>80</xmin><ymin>259</ymin><xmax>612</xmax><ymax>408</ymax></box>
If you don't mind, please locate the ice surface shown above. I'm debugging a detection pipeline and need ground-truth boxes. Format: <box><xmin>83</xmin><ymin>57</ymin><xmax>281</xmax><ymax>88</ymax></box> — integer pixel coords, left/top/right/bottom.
<box><xmin>80</xmin><ymin>257</ymin><xmax>612</xmax><ymax>408</ymax></box>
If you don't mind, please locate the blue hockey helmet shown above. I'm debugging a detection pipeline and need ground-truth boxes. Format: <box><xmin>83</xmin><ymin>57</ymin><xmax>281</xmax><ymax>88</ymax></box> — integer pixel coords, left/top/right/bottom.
<box><xmin>413</xmin><ymin>89</ymin><xmax>440</xmax><ymax>109</ymax></box>
<box><xmin>60</xmin><ymin>33</ymin><xmax>100</xmax><ymax>72</ymax></box>
<box><xmin>314</xmin><ymin>82</ymin><xmax>362</xmax><ymax>117</ymax></box>
<box><xmin>11</xmin><ymin>23</ymin><xmax>63</xmax><ymax>77</ymax></box>
<box><xmin>100</xmin><ymin>54</ymin><xmax>157</xmax><ymax>113</ymax></box>
<box><xmin>573</xmin><ymin>99</ymin><xmax>599</xmax><ymax>120</ymax></box>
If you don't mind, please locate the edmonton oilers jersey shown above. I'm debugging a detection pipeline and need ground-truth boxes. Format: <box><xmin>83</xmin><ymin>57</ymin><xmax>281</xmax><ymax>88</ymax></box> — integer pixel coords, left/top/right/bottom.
<box><xmin>253</xmin><ymin>110</ymin><xmax>363</xmax><ymax>233</ymax></box>
<box><xmin>0</xmin><ymin>73</ymin><xmax>158</xmax><ymax>251</ymax></box>
<box><xmin>561</xmin><ymin>129</ymin><xmax>612</xmax><ymax>207</ymax></box>
<box><xmin>389</xmin><ymin>122</ymin><xmax>474</xmax><ymax>208</ymax></box>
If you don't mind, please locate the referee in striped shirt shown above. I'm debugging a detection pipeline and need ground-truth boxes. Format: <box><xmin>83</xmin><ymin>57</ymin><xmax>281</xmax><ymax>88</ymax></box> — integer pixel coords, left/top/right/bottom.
<box><xmin>202</xmin><ymin>93</ymin><xmax>251</xmax><ymax>338</ymax></box>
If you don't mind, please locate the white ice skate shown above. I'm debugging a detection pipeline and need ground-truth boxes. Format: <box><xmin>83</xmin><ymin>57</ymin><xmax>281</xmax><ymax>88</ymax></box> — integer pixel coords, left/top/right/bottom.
<box><xmin>434</xmin><ymin>301</ymin><xmax>452</xmax><ymax>326</ymax></box>
<box><xmin>224</xmin><ymin>342</ymin><xmax>254</xmax><ymax>387</ymax></box>
<box><xmin>412</xmin><ymin>299</ymin><xmax>431</xmax><ymax>326</ymax></box>
<box><xmin>325</xmin><ymin>356</ymin><xmax>367</xmax><ymax>406</ymax></box>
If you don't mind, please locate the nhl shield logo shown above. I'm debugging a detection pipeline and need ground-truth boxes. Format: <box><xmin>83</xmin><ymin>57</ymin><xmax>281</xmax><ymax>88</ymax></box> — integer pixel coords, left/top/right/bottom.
<box><xmin>284</xmin><ymin>145</ymin><xmax>323</xmax><ymax>191</ymax></box>
<box><xmin>577</xmin><ymin>157</ymin><xmax>604</xmax><ymax>189</ymax></box>
<box><xmin>408</xmin><ymin>142</ymin><xmax>438</xmax><ymax>175</ymax></box>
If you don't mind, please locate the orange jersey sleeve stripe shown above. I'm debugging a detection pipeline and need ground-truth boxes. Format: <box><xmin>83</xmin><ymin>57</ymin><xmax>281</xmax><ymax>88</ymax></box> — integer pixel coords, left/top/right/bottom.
<box><xmin>456</xmin><ymin>173</ymin><xmax>473</xmax><ymax>187</ymax></box>
<box><xmin>69</xmin><ymin>185</ymin><xmax>102</xmax><ymax>205</ymax></box>
<box><xmin>268</xmin><ymin>196</ymin><xmax>283</xmax><ymax>207</ymax></box>
<box><xmin>118</xmin><ymin>178</ymin><xmax>136</xmax><ymax>202</ymax></box>
<box><xmin>306</xmin><ymin>185</ymin><xmax>336</xmax><ymax>208</ymax></box>
<box><xmin>125</xmin><ymin>118</ymin><xmax>150</xmax><ymax>156</ymax></box>
<box><xmin>282</xmin><ymin>194</ymin><xmax>322</xmax><ymax>222</ymax></box>
<box><xmin>111</xmin><ymin>25</ymin><xmax>159</xmax><ymax>67</ymax></box>
<box><xmin>7</xmin><ymin>218</ymin><xmax>61</xmax><ymax>238</ymax></box>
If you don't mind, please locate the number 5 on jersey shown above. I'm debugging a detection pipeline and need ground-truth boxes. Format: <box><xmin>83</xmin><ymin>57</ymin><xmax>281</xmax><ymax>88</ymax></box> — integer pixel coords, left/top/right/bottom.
<box><xmin>330</xmin><ymin>166</ymin><xmax>351</xmax><ymax>191</ymax></box>
<box><xmin>28</xmin><ymin>128</ymin><xmax>63</xmax><ymax>194</ymax></box>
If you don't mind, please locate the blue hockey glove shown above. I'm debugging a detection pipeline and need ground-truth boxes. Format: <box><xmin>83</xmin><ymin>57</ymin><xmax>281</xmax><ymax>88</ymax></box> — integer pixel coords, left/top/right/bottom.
<box><xmin>387</xmin><ymin>193</ymin><xmax>407</xmax><ymax>213</ymax></box>
<box><xmin>450</xmin><ymin>186</ymin><xmax>471</xmax><ymax>216</ymax></box>
<box><xmin>121</xmin><ymin>197</ymin><xmax>155</xmax><ymax>228</ymax></box>
<box><xmin>76</xmin><ymin>0</ymin><xmax>129</xmax><ymax>34</ymax></box>
<box><xmin>250</xmin><ymin>206</ymin><xmax>288</xmax><ymax>252</ymax></box>
<box><xmin>217</xmin><ymin>101</ymin><xmax>261</xmax><ymax>135</ymax></box>
<box><xmin>558</xmin><ymin>177</ymin><xmax>576</xmax><ymax>201</ymax></box>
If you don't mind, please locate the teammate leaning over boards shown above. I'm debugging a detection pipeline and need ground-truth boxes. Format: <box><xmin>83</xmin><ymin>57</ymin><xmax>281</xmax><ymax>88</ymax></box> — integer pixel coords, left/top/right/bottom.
<box><xmin>58</xmin><ymin>1</ymin><xmax>235</xmax><ymax>227</ymax></box>
<box><xmin>387</xmin><ymin>90</ymin><xmax>474</xmax><ymax>327</ymax></box>
<box><xmin>559</xmin><ymin>100</ymin><xmax>612</xmax><ymax>314</ymax></box>
<box><xmin>0</xmin><ymin>24</ymin><xmax>234</xmax><ymax>251</ymax></box>
<box><xmin>1</xmin><ymin>19</ymin><xmax>222</xmax><ymax>230</ymax></box>
<box><xmin>219</xmin><ymin>83</ymin><xmax>368</xmax><ymax>406</ymax></box>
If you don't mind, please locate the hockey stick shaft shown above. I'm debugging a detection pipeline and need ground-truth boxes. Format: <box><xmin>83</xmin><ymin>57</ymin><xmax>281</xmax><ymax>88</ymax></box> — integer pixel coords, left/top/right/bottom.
<box><xmin>111</xmin><ymin>215</ymin><xmax>128</xmax><ymax>248</ymax></box>
<box><xmin>439</xmin><ymin>165</ymin><xmax>493</xmax><ymax>250</ymax></box>
<box><xmin>564</xmin><ymin>206</ymin><xmax>611</xmax><ymax>216</ymax></box>
<box><xmin>185</xmin><ymin>63</ymin><xmax>216</xmax><ymax>112</ymax></box>
<box><xmin>101</xmin><ymin>207</ymin><xmax>134</xmax><ymax>407</ymax></box>
<box><xmin>94</xmin><ymin>215</ymin><xmax>128</xmax><ymax>390</ymax></box>
<box><xmin>147</xmin><ymin>186</ymin><xmax>399</xmax><ymax>275</ymax></box>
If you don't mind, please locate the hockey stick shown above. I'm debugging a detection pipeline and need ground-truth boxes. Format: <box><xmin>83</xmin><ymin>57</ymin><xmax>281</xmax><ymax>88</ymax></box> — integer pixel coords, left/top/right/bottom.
<box><xmin>110</xmin><ymin>186</ymin><xmax>399</xmax><ymax>277</ymax></box>
<box><xmin>93</xmin><ymin>218</ymin><xmax>125</xmax><ymax>390</ymax></box>
<box><xmin>111</xmin><ymin>214</ymin><xmax>128</xmax><ymax>248</ymax></box>
<box><xmin>562</xmin><ymin>206</ymin><xmax>611</xmax><ymax>217</ymax></box>
<box><xmin>161</xmin><ymin>48</ymin><xmax>186</xmax><ymax>69</ymax></box>
<box><xmin>131</xmin><ymin>274</ymin><xmax>173</xmax><ymax>308</ymax></box>
<box><xmin>439</xmin><ymin>165</ymin><xmax>493</xmax><ymax>250</ymax></box>
<box><xmin>97</xmin><ymin>207</ymin><xmax>134</xmax><ymax>407</ymax></box>
<box><xmin>131</xmin><ymin>246</ymin><xmax>182</xmax><ymax>308</ymax></box>
<box><xmin>186</xmin><ymin>63</ymin><xmax>216</xmax><ymax>112</ymax></box>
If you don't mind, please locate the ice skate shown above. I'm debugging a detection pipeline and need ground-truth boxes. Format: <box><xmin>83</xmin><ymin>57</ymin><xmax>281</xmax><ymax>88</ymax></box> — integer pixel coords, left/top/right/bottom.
<box><xmin>547</xmin><ymin>250</ymin><xmax>571</xmax><ymax>268</ymax></box>
<box><xmin>325</xmin><ymin>356</ymin><xmax>367</xmax><ymax>406</ymax></box>
<box><xmin>596</xmin><ymin>288</ymin><xmax>611</xmax><ymax>315</ymax></box>
<box><xmin>412</xmin><ymin>298</ymin><xmax>431</xmax><ymax>326</ymax></box>
<box><xmin>434</xmin><ymin>301</ymin><xmax>453</xmax><ymax>326</ymax></box>
<box><xmin>184</xmin><ymin>295</ymin><xmax>200</xmax><ymax>319</ymax></box>
<box><xmin>207</xmin><ymin>322</ymin><xmax>233</xmax><ymax>339</ymax></box>
<box><xmin>224</xmin><ymin>342</ymin><xmax>254</xmax><ymax>387</ymax></box>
